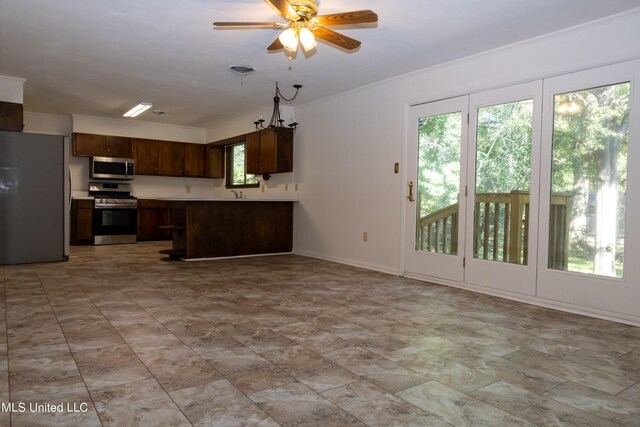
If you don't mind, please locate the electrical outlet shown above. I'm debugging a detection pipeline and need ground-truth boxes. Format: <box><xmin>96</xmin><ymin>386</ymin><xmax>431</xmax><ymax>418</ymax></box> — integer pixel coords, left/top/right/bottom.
<box><xmin>295</xmin><ymin>183</ymin><xmax>299</xmax><ymax>191</ymax></box>
<box><xmin>285</xmin><ymin>183</ymin><xmax>288</xmax><ymax>191</ymax></box>
<box><xmin>186</xmin><ymin>185</ymin><xmax>191</xmax><ymax>193</ymax></box>
<box><xmin>261</xmin><ymin>183</ymin><xmax>265</xmax><ymax>192</ymax></box>
<box><xmin>363</xmin><ymin>232</ymin><xmax>368</xmax><ymax>242</ymax></box>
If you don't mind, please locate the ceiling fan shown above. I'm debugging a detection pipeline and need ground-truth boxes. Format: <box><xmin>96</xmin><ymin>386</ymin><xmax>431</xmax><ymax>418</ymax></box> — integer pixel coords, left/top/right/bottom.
<box><xmin>213</xmin><ymin>0</ymin><xmax>378</xmax><ymax>53</ymax></box>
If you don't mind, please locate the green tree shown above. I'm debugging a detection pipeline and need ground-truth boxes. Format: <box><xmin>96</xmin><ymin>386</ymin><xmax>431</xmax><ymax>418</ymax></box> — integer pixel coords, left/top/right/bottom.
<box><xmin>552</xmin><ymin>83</ymin><xmax>630</xmax><ymax>277</ymax></box>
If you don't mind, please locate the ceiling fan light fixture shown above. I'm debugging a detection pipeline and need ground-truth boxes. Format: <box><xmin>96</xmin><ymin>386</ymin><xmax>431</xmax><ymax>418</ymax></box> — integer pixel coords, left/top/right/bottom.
<box><xmin>298</xmin><ymin>27</ymin><xmax>316</xmax><ymax>51</ymax></box>
<box><xmin>123</xmin><ymin>101</ymin><xmax>153</xmax><ymax>118</ymax></box>
<box><xmin>279</xmin><ymin>28</ymin><xmax>299</xmax><ymax>52</ymax></box>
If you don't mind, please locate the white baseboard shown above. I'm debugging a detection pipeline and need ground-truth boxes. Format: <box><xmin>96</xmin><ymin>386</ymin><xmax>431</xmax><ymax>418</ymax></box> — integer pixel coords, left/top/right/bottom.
<box><xmin>404</xmin><ymin>272</ymin><xmax>640</xmax><ymax>327</ymax></box>
<box><xmin>292</xmin><ymin>249</ymin><xmax>400</xmax><ymax>276</ymax></box>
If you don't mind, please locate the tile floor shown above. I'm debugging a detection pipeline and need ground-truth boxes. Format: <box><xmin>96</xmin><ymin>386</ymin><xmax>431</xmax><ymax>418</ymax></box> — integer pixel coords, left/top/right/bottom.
<box><xmin>1</xmin><ymin>242</ymin><xmax>639</xmax><ymax>426</ymax></box>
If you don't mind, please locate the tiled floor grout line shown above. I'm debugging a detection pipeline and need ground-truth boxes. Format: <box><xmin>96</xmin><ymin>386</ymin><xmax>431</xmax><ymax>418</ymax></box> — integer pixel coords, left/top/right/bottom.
<box><xmin>127</xmin><ymin>269</ymin><xmax>391</xmax><ymax>425</ymax></box>
<box><xmin>36</xmin><ymin>270</ymin><xmax>107</xmax><ymax>427</ymax></box>
<box><xmin>71</xmin><ymin>278</ymin><xmax>199</xmax><ymax>427</ymax></box>
<box><xmin>5</xmin><ymin>243</ymin><xmax>640</xmax><ymax>425</ymax></box>
<box><xmin>103</xmin><ymin>273</ymin><xmax>287</xmax><ymax>426</ymax></box>
<box><xmin>2</xmin><ymin>275</ymin><xmax>12</xmax><ymax>427</ymax></box>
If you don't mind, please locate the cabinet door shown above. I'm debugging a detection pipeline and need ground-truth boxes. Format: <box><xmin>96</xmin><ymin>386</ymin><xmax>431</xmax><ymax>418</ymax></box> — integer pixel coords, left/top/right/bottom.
<box><xmin>73</xmin><ymin>133</ymin><xmax>106</xmax><ymax>157</ymax></box>
<box><xmin>71</xmin><ymin>199</ymin><xmax>94</xmax><ymax>244</ymax></box>
<box><xmin>204</xmin><ymin>145</ymin><xmax>224</xmax><ymax>178</ymax></box>
<box><xmin>137</xmin><ymin>199</ymin><xmax>172</xmax><ymax>241</ymax></box>
<box><xmin>0</xmin><ymin>101</ymin><xmax>23</xmax><ymax>132</ymax></box>
<box><xmin>259</xmin><ymin>129</ymin><xmax>277</xmax><ymax>173</ymax></box>
<box><xmin>246</xmin><ymin>131</ymin><xmax>261</xmax><ymax>174</ymax></box>
<box><xmin>133</xmin><ymin>138</ymin><xmax>160</xmax><ymax>175</ymax></box>
<box><xmin>183</xmin><ymin>143</ymin><xmax>204</xmax><ymax>177</ymax></box>
<box><xmin>105</xmin><ymin>136</ymin><xmax>132</xmax><ymax>158</ymax></box>
<box><xmin>274</xmin><ymin>128</ymin><xmax>293</xmax><ymax>173</ymax></box>
<box><xmin>160</xmin><ymin>141</ymin><xmax>185</xmax><ymax>176</ymax></box>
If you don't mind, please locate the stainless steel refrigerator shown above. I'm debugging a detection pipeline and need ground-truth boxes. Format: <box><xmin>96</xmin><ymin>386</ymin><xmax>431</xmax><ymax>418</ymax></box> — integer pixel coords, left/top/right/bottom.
<box><xmin>0</xmin><ymin>130</ymin><xmax>70</xmax><ymax>265</ymax></box>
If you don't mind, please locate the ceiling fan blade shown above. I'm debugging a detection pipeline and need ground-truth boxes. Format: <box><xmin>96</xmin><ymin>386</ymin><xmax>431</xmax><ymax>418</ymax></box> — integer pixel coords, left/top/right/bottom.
<box><xmin>315</xmin><ymin>10</ymin><xmax>378</xmax><ymax>26</ymax></box>
<box><xmin>213</xmin><ymin>21</ymin><xmax>282</xmax><ymax>28</ymax></box>
<box><xmin>313</xmin><ymin>27</ymin><xmax>361</xmax><ymax>51</ymax></box>
<box><xmin>267</xmin><ymin>37</ymin><xmax>284</xmax><ymax>51</ymax></box>
<box><xmin>266</xmin><ymin>0</ymin><xmax>299</xmax><ymax>21</ymax></box>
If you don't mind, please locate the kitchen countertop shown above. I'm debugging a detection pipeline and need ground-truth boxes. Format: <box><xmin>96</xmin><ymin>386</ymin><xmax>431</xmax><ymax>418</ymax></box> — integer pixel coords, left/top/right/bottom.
<box><xmin>159</xmin><ymin>197</ymin><xmax>298</xmax><ymax>202</ymax></box>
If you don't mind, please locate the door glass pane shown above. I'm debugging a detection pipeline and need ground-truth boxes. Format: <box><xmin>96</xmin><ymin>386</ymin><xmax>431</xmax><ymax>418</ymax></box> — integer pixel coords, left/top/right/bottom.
<box><xmin>416</xmin><ymin>112</ymin><xmax>461</xmax><ymax>254</ymax></box>
<box><xmin>550</xmin><ymin>82</ymin><xmax>630</xmax><ymax>278</ymax></box>
<box><xmin>474</xmin><ymin>99</ymin><xmax>533</xmax><ymax>264</ymax></box>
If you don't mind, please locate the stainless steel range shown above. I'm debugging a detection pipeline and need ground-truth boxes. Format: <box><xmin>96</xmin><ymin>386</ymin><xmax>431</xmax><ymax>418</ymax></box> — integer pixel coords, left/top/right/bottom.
<box><xmin>89</xmin><ymin>182</ymin><xmax>137</xmax><ymax>245</ymax></box>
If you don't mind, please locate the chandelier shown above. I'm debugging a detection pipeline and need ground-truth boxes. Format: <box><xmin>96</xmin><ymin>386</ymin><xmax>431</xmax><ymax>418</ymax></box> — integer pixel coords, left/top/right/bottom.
<box><xmin>254</xmin><ymin>83</ymin><xmax>301</xmax><ymax>131</ymax></box>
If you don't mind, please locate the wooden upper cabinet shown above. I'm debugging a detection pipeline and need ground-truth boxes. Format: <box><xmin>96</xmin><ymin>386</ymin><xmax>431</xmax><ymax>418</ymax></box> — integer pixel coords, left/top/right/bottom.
<box><xmin>73</xmin><ymin>133</ymin><xmax>132</xmax><ymax>158</ymax></box>
<box><xmin>183</xmin><ymin>143</ymin><xmax>204</xmax><ymax>177</ymax></box>
<box><xmin>133</xmin><ymin>138</ymin><xmax>160</xmax><ymax>175</ymax></box>
<box><xmin>245</xmin><ymin>131</ymin><xmax>261</xmax><ymax>174</ymax></box>
<box><xmin>105</xmin><ymin>135</ymin><xmax>133</xmax><ymax>158</ymax></box>
<box><xmin>159</xmin><ymin>140</ymin><xmax>184</xmax><ymax>176</ymax></box>
<box><xmin>73</xmin><ymin>133</ymin><xmax>106</xmax><ymax>156</ymax></box>
<box><xmin>0</xmin><ymin>101</ymin><xmax>24</xmax><ymax>132</ymax></box>
<box><xmin>246</xmin><ymin>127</ymin><xmax>293</xmax><ymax>175</ymax></box>
<box><xmin>204</xmin><ymin>145</ymin><xmax>224</xmax><ymax>178</ymax></box>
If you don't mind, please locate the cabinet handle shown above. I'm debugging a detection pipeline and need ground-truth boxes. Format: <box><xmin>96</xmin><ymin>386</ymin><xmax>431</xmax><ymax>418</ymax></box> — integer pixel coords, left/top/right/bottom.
<box><xmin>407</xmin><ymin>180</ymin><xmax>415</xmax><ymax>202</ymax></box>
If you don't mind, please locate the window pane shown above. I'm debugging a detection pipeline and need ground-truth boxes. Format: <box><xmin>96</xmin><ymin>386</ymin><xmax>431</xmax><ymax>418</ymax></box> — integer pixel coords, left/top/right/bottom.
<box><xmin>230</xmin><ymin>144</ymin><xmax>257</xmax><ymax>186</ymax></box>
<box><xmin>550</xmin><ymin>82</ymin><xmax>630</xmax><ymax>278</ymax></box>
<box><xmin>474</xmin><ymin>99</ymin><xmax>533</xmax><ymax>264</ymax></box>
<box><xmin>415</xmin><ymin>112</ymin><xmax>461</xmax><ymax>254</ymax></box>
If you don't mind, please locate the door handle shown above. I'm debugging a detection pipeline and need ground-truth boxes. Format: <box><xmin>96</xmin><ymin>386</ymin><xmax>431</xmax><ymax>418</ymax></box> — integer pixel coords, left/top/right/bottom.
<box><xmin>407</xmin><ymin>180</ymin><xmax>415</xmax><ymax>202</ymax></box>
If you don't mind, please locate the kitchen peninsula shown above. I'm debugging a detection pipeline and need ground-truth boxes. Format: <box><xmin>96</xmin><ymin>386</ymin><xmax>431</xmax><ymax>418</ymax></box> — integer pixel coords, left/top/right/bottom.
<box><xmin>163</xmin><ymin>198</ymin><xmax>294</xmax><ymax>260</ymax></box>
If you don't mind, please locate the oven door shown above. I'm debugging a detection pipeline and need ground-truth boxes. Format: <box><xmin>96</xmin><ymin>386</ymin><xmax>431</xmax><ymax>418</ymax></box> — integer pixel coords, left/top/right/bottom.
<box><xmin>93</xmin><ymin>206</ymin><xmax>137</xmax><ymax>245</ymax></box>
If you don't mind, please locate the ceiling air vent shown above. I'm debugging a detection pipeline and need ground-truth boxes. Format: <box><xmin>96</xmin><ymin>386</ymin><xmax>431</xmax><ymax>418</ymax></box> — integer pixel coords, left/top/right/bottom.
<box><xmin>229</xmin><ymin>65</ymin><xmax>255</xmax><ymax>76</ymax></box>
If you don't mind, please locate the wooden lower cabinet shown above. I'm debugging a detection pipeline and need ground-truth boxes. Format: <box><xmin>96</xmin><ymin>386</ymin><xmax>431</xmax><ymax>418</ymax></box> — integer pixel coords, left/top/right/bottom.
<box><xmin>137</xmin><ymin>199</ymin><xmax>172</xmax><ymax>241</ymax></box>
<box><xmin>70</xmin><ymin>199</ymin><xmax>93</xmax><ymax>245</ymax></box>
<box><xmin>169</xmin><ymin>201</ymin><xmax>293</xmax><ymax>258</ymax></box>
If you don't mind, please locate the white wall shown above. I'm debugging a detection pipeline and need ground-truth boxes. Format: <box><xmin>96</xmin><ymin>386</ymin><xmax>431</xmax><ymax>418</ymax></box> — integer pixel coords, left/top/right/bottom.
<box><xmin>23</xmin><ymin>112</ymin><xmax>72</xmax><ymax>135</ymax></box>
<box><xmin>0</xmin><ymin>75</ymin><xmax>24</xmax><ymax>103</ymax></box>
<box><xmin>292</xmin><ymin>10</ymin><xmax>640</xmax><ymax>274</ymax></box>
<box><xmin>72</xmin><ymin>114</ymin><xmax>206</xmax><ymax>143</ymax></box>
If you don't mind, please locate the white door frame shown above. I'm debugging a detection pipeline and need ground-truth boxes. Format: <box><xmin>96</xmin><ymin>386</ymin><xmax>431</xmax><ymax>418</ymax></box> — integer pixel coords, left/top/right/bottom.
<box><xmin>537</xmin><ymin>60</ymin><xmax>640</xmax><ymax>318</ymax></box>
<box><xmin>464</xmin><ymin>81</ymin><xmax>543</xmax><ymax>296</ymax></box>
<box><xmin>403</xmin><ymin>96</ymin><xmax>469</xmax><ymax>283</ymax></box>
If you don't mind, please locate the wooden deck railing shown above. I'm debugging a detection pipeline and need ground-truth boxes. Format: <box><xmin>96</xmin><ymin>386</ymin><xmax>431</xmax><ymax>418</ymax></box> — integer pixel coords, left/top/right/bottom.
<box><xmin>417</xmin><ymin>191</ymin><xmax>571</xmax><ymax>267</ymax></box>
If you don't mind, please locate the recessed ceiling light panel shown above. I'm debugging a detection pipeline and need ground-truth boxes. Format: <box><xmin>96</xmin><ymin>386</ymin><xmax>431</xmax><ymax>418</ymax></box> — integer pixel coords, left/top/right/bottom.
<box><xmin>123</xmin><ymin>101</ymin><xmax>153</xmax><ymax>118</ymax></box>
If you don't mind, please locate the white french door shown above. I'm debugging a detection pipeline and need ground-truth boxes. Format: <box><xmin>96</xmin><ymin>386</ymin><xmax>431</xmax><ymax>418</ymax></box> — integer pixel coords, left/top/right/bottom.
<box><xmin>404</xmin><ymin>60</ymin><xmax>640</xmax><ymax>321</ymax></box>
<box><xmin>404</xmin><ymin>96</ymin><xmax>469</xmax><ymax>282</ymax></box>
<box><xmin>464</xmin><ymin>81</ymin><xmax>543</xmax><ymax>295</ymax></box>
<box><xmin>537</xmin><ymin>61</ymin><xmax>640</xmax><ymax>318</ymax></box>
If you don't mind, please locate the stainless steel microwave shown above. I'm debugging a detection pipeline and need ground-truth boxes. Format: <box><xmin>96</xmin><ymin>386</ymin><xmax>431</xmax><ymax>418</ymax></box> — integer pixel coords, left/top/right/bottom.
<box><xmin>90</xmin><ymin>156</ymin><xmax>135</xmax><ymax>180</ymax></box>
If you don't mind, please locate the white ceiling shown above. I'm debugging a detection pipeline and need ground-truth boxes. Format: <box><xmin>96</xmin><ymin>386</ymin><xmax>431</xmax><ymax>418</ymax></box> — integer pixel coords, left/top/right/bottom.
<box><xmin>2</xmin><ymin>0</ymin><xmax>639</xmax><ymax>128</ymax></box>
